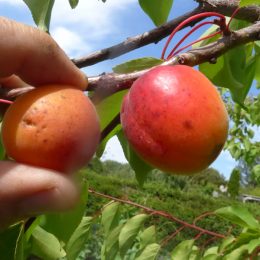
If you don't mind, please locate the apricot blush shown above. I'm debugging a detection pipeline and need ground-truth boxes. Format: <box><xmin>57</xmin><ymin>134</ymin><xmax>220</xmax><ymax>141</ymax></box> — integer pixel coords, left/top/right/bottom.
<box><xmin>121</xmin><ymin>65</ymin><xmax>229</xmax><ymax>174</ymax></box>
<box><xmin>1</xmin><ymin>85</ymin><xmax>100</xmax><ymax>173</ymax></box>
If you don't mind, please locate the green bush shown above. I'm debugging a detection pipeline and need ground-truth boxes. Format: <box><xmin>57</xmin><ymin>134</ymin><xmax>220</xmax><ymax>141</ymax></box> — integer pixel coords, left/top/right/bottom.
<box><xmin>83</xmin><ymin>165</ymin><xmax>260</xmax><ymax>257</ymax></box>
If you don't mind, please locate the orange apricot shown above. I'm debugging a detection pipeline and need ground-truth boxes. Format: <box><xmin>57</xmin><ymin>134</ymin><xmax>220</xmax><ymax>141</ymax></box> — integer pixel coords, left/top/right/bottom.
<box><xmin>1</xmin><ymin>85</ymin><xmax>100</xmax><ymax>173</ymax></box>
<box><xmin>121</xmin><ymin>65</ymin><xmax>229</xmax><ymax>174</ymax></box>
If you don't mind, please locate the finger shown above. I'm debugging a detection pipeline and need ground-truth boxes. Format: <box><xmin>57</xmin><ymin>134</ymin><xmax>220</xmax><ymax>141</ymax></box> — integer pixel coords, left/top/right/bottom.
<box><xmin>0</xmin><ymin>17</ymin><xmax>87</xmax><ymax>90</ymax></box>
<box><xmin>0</xmin><ymin>75</ymin><xmax>29</xmax><ymax>89</ymax></box>
<box><xmin>0</xmin><ymin>161</ymin><xmax>79</xmax><ymax>229</ymax></box>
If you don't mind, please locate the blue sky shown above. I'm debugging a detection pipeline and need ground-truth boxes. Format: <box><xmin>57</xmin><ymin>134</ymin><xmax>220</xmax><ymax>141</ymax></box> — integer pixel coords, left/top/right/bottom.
<box><xmin>1</xmin><ymin>0</ymin><xmax>258</xmax><ymax>179</ymax></box>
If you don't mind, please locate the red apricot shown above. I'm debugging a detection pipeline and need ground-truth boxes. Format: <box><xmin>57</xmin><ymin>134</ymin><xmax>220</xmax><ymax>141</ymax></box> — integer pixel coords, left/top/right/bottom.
<box><xmin>1</xmin><ymin>85</ymin><xmax>100</xmax><ymax>173</ymax></box>
<box><xmin>121</xmin><ymin>65</ymin><xmax>229</xmax><ymax>174</ymax></box>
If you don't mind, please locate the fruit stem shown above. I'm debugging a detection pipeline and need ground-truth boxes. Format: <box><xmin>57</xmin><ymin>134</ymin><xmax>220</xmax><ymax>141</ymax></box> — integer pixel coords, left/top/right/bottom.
<box><xmin>226</xmin><ymin>7</ymin><xmax>240</xmax><ymax>31</ymax></box>
<box><xmin>0</xmin><ymin>99</ymin><xmax>13</xmax><ymax>105</ymax></box>
<box><xmin>166</xmin><ymin>21</ymin><xmax>216</xmax><ymax>59</ymax></box>
<box><xmin>161</xmin><ymin>12</ymin><xmax>226</xmax><ymax>60</ymax></box>
<box><xmin>170</xmin><ymin>30</ymin><xmax>221</xmax><ymax>57</ymax></box>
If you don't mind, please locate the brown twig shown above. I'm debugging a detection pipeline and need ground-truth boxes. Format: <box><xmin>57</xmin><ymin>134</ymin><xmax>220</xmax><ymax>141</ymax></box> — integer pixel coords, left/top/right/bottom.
<box><xmin>193</xmin><ymin>211</ymin><xmax>215</xmax><ymax>225</ymax></box>
<box><xmin>88</xmin><ymin>188</ymin><xmax>226</xmax><ymax>239</ymax></box>
<box><xmin>160</xmin><ymin>226</ymin><xmax>186</xmax><ymax>247</ymax></box>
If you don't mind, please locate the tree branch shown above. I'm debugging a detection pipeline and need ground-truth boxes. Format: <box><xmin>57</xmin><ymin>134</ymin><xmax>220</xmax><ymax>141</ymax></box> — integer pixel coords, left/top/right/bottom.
<box><xmin>72</xmin><ymin>0</ymin><xmax>260</xmax><ymax>68</ymax></box>
<box><xmin>1</xmin><ymin>21</ymin><xmax>259</xmax><ymax>105</ymax></box>
<box><xmin>88</xmin><ymin>22</ymin><xmax>260</xmax><ymax>102</ymax></box>
<box><xmin>88</xmin><ymin>188</ymin><xmax>226</xmax><ymax>239</ymax></box>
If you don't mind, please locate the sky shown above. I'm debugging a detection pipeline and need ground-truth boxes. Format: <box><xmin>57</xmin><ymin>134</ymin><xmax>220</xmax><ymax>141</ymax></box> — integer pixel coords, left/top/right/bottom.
<box><xmin>0</xmin><ymin>0</ymin><xmax>258</xmax><ymax>179</ymax></box>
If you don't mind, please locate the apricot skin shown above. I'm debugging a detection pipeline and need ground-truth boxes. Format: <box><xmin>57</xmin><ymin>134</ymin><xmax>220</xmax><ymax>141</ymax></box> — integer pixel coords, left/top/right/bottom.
<box><xmin>1</xmin><ymin>85</ymin><xmax>100</xmax><ymax>173</ymax></box>
<box><xmin>121</xmin><ymin>65</ymin><xmax>229</xmax><ymax>174</ymax></box>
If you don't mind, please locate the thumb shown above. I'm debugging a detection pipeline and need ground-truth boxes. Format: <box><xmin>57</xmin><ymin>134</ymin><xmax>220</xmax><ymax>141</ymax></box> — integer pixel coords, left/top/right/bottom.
<box><xmin>0</xmin><ymin>161</ymin><xmax>79</xmax><ymax>229</ymax></box>
<box><xmin>0</xmin><ymin>17</ymin><xmax>87</xmax><ymax>90</ymax></box>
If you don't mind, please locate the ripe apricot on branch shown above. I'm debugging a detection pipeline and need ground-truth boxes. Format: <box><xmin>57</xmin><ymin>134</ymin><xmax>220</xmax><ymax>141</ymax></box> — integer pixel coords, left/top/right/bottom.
<box><xmin>1</xmin><ymin>85</ymin><xmax>100</xmax><ymax>173</ymax></box>
<box><xmin>121</xmin><ymin>65</ymin><xmax>229</xmax><ymax>174</ymax></box>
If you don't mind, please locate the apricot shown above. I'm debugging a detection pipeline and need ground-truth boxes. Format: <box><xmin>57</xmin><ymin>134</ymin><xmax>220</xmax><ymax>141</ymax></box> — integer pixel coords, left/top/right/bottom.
<box><xmin>121</xmin><ymin>65</ymin><xmax>229</xmax><ymax>174</ymax></box>
<box><xmin>1</xmin><ymin>85</ymin><xmax>100</xmax><ymax>173</ymax></box>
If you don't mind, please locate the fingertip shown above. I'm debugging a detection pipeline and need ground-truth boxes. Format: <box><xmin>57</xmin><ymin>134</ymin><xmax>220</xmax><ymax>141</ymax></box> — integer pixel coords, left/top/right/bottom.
<box><xmin>76</xmin><ymin>71</ymin><xmax>88</xmax><ymax>91</ymax></box>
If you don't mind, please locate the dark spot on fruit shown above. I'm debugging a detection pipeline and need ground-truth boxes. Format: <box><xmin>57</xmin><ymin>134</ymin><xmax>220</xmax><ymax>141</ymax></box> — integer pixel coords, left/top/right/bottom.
<box><xmin>43</xmin><ymin>139</ymin><xmax>48</xmax><ymax>143</ymax></box>
<box><xmin>183</xmin><ymin>120</ymin><xmax>193</xmax><ymax>130</ymax></box>
<box><xmin>22</xmin><ymin>117</ymin><xmax>36</xmax><ymax>127</ymax></box>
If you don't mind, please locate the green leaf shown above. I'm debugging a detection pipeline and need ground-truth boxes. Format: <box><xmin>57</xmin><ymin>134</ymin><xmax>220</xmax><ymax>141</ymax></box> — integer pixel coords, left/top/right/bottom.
<box><xmin>223</xmin><ymin>245</ymin><xmax>248</xmax><ymax>260</ymax></box>
<box><xmin>255</xmin><ymin>54</ymin><xmax>260</xmax><ymax>82</ymax></box>
<box><xmin>252</xmin><ymin>164</ymin><xmax>260</xmax><ymax>183</ymax></box>
<box><xmin>117</xmin><ymin>130</ymin><xmax>153</xmax><ymax>186</ymax></box>
<box><xmin>0</xmin><ymin>124</ymin><xmax>6</xmax><ymax>160</ymax></box>
<box><xmin>113</xmin><ymin>57</ymin><xmax>163</xmax><ymax>74</ymax></box>
<box><xmin>138</xmin><ymin>0</ymin><xmax>173</xmax><ymax>26</ymax></box>
<box><xmin>96</xmin><ymin>90</ymin><xmax>127</xmax><ymax>130</ymax></box>
<box><xmin>0</xmin><ymin>223</ymin><xmax>24</xmax><ymax>260</ymax></box>
<box><xmin>136</xmin><ymin>243</ymin><xmax>160</xmax><ymax>260</ymax></box>
<box><xmin>66</xmin><ymin>217</ymin><xmax>92</xmax><ymax>260</ymax></box>
<box><xmin>204</xmin><ymin>246</ymin><xmax>224</xmax><ymax>259</ymax></box>
<box><xmin>204</xmin><ymin>246</ymin><xmax>219</xmax><ymax>257</ymax></box>
<box><xmin>218</xmin><ymin>236</ymin><xmax>235</xmax><ymax>253</ymax></box>
<box><xmin>239</xmin><ymin>0</ymin><xmax>260</xmax><ymax>7</ymax></box>
<box><xmin>68</xmin><ymin>0</ymin><xmax>79</xmax><ymax>9</ymax></box>
<box><xmin>215</xmin><ymin>206</ymin><xmax>260</xmax><ymax>230</ymax></box>
<box><xmin>96</xmin><ymin>124</ymin><xmax>122</xmax><ymax>158</ymax></box>
<box><xmin>203</xmin><ymin>255</ymin><xmax>220</xmax><ymax>260</ymax></box>
<box><xmin>42</xmin><ymin>179</ymin><xmax>89</xmax><ymax>243</ymax></box>
<box><xmin>254</xmin><ymin>41</ymin><xmax>260</xmax><ymax>54</ymax></box>
<box><xmin>119</xmin><ymin>214</ymin><xmax>148</xmax><ymax>257</ymax></box>
<box><xmin>199</xmin><ymin>19</ymin><xmax>254</xmax><ymax>104</ymax></box>
<box><xmin>95</xmin><ymin>89</ymin><xmax>126</xmax><ymax>158</ymax></box>
<box><xmin>0</xmin><ymin>223</ymin><xmax>23</xmax><ymax>260</ymax></box>
<box><xmin>31</xmin><ymin>226</ymin><xmax>66</xmax><ymax>260</ymax></box>
<box><xmin>101</xmin><ymin>202</ymin><xmax>121</xmax><ymax>237</ymax></box>
<box><xmin>189</xmin><ymin>246</ymin><xmax>200</xmax><ymax>260</ymax></box>
<box><xmin>232</xmin><ymin>230</ymin><xmax>260</xmax><ymax>253</ymax></box>
<box><xmin>247</xmin><ymin>238</ymin><xmax>260</xmax><ymax>254</ymax></box>
<box><xmin>102</xmin><ymin>223</ymin><xmax>124</xmax><ymax>260</ymax></box>
<box><xmin>23</xmin><ymin>0</ymin><xmax>55</xmax><ymax>32</ymax></box>
<box><xmin>200</xmin><ymin>45</ymin><xmax>254</xmax><ymax>104</ymax></box>
<box><xmin>24</xmin><ymin>216</ymin><xmax>43</xmax><ymax>241</ymax></box>
<box><xmin>171</xmin><ymin>239</ymin><xmax>195</xmax><ymax>260</ymax></box>
<box><xmin>14</xmin><ymin>223</ymin><xmax>24</xmax><ymax>260</ymax></box>
<box><xmin>139</xmin><ymin>225</ymin><xmax>156</xmax><ymax>249</ymax></box>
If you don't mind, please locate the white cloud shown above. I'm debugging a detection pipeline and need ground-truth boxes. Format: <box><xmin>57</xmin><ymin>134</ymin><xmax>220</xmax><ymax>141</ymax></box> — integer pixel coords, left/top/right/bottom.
<box><xmin>47</xmin><ymin>0</ymin><xmax>137</xmax><ymax>59</ymax></box>
<box><xmin>51</xmin><ymin>0</ymin><xmax>136</xmax><ymax>40</ymax></box>
<box><xmin>1</xmin><ymin>0</ymin><xmax>137</xmax><ymax>57</ymax></box>
<box><xmin>51</xmin><ymin>26</ymin><xmax>92</xmax><ymax>57</ymax></box>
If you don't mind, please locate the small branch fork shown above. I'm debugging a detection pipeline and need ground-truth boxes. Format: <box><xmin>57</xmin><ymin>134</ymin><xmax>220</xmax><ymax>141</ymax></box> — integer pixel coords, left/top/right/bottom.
<box><xmin>88</xmin><ymin>188</ymin><xmax>226</xmax><ymax>243</ymax></box>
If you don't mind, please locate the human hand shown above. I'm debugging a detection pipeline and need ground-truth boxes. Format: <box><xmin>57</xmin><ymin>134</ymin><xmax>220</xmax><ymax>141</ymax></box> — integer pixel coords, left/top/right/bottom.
<box><xmin>0</xmin><ymin>17</ymin><xmax>87</xmax><ymax>229</ymax></box>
